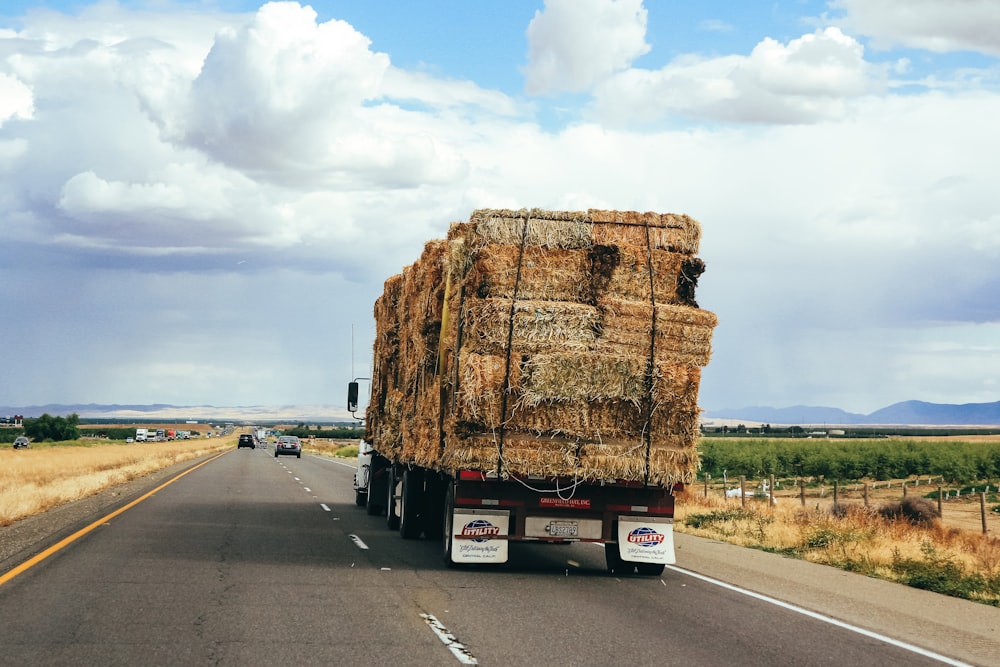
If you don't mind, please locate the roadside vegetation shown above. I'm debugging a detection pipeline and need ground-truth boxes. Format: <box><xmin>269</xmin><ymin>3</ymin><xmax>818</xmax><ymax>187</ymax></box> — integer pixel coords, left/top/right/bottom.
<box><xmin>678</xmin><ymin>436</ymin><xmax>1000</xmax><ymax>606</ymax></box>
<box><xmin>299</xmin><ymin>439</ymin><xmax>359</xmax><ymax>459</ymax></box>
<box><xmin>0</xmin><ymin>437</ymin><xmax>231</xmax><ymax>527</ymax></box>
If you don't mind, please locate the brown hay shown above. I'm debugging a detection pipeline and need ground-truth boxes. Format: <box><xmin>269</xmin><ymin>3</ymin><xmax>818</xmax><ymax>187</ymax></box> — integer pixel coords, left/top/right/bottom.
<box><xmin>462</xmin><ymin>299</ymin><xmax>599</xmax><ymax>354</ymax></box>
<box><xmin>466</xmin><ymin>208</ymin><xmax>703</xmax><ymax>255</ymax></box>
<box><xmin>468</xmin><ymin>209</ymin><xmax>592</xmax><ymax>249</ymax></box>
<box><xmin>519</xmin><ymin>352</ymin><xmax>649</xmax><ymax>405</ymax></box>
<box><xmin>597</xmin><ymin>299</ymin><xmax>717</xmax><ymax>367</ymax></box>
<box><xmin>368</xmin><ymin>208</ymin><xmax>716</xmax><ymax>486</ymax></box>
<box><xmin>589</xmin><ymin>210</ymin><xmax>701</xmax><ymax>255</ymax></box>
<box><xmin>464</xmin><ymin>246</ymin><xmax>592</xmax><ymax>302</ymax></box>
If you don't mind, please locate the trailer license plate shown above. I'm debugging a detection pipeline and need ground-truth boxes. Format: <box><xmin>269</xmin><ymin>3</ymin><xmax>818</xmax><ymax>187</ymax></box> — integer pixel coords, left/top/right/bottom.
<box><xmin>548</xmin><ymin>521</ymin><xmax>578</xmax><ymax>537</ymax></box>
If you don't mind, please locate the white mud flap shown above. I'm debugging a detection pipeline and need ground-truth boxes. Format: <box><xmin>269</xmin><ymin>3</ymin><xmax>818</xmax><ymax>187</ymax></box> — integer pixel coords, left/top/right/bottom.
<box><xmin>617</xmin><ymin>517</ymin><xmax>675</xmax><ymax>565</ymax></box>
<box><xmin>450</xmin><ymin>509</ymin><xmax>510</xmax><ymax>564</ymax></box>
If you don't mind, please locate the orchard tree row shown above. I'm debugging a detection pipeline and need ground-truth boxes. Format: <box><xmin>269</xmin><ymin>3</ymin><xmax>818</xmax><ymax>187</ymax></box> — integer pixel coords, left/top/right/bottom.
<box><xmin>698</xmin><ymin>437</ymin><xmax>1000</xmax><ymax>484</ymax></box>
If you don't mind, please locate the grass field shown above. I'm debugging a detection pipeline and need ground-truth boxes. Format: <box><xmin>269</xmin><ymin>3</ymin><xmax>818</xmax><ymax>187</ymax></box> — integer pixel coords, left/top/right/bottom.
<box><xmin>0</xmin><ymin>437</ymin><xmax>232</xmax><ymax>527</ymax></box>
<box><xmin>676</xmin><ymin>482</ymin><xmax>1000</xmax><ymax>606</ymax></box>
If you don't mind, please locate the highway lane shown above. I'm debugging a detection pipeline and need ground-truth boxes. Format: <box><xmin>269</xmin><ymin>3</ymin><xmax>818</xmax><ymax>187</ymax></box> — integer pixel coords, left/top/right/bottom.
<box><xmin>0</xmin><ymin>447</ymin><xmax>974</xmax><ymax>666</ymax></box>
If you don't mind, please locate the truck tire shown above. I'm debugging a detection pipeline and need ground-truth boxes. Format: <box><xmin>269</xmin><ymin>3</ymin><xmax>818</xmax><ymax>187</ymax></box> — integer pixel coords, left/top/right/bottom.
<box><xmin>354</xmin><ymin>489</ymin><xmax>367</xmax><ymax>507</ymax></box>
<box><xmin>605</xmin><ymin>542</ymin><xmax>627</xmax><ymax>575</ymax></box>
<box><xmin>386</xmin><ymin>466</ymin><xmax>400</xmax><ymax>530</ymax></box>
<box><xmin>443</xmin><ymin>484</ymin><xmax>458</xmax><ymax>568</ymax></box>
<box><xmin>605</xmin><ymin>543</ymin><xmax>665</xmax><ymax>576</ymax></box>
<box><xmin>422</xmin><ymin>475</ymin><xmax>446</xmax><ymax>540</ymax></box>
<box><xmin>399</xmin><ymin>468</ymin><xmax>424</xmax><ymax>539</ymax></box>
<box><xmin>635</xmin><ymin>562</ymin><xmax>665</xmax><ymax>576</ymax></box>
<box><xmin>366</xmin><ymin>459</ymin><xmax>387</xmax><ymax>516</ymax></box>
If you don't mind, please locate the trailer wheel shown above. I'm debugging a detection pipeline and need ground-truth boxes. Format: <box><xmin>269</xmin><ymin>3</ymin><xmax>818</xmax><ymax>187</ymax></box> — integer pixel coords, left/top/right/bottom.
<box><xmin>443</xmin><ymin>484</ymin><xmax>458</xmax><ymax>568</ymax></box>
<box><xmin>422</xmin><ymin>475</ymin><xmax>446</xmax><ymax>540</ymax></box>
<box><xmin>635</xmin><ymin>562</ymin><xmax>665</xmax><ymax>576</ymax></box>
<box><xmin>366</xmin><ymin>459</ymin><xmax>387</xmax><ymax>516</ymax></box>
<box><xmin>399</xmin><ymin>468</ymin><xmax>424</xmax><ymax>539</ymax></box>
<box><xmin>604</xmin><ymin>542</ymin><xmax>626</xmax><ymax>575</ymax></box>
<box><xmin>386</xmin><ymin>466</ymin><xmax>400</xmax><ymax>530</ymax></box>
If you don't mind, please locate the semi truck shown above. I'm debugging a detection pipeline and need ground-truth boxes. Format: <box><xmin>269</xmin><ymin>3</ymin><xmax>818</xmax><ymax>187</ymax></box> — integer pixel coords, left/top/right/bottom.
<box><xmin>135</xmin><ymin>428</ymin><xmax>148</xmax><ymax>442</ymax></box>
<box><xmin>350</xmin><ymin>209</ymin><xmax>716</xmax><ymax>575</ymax></box>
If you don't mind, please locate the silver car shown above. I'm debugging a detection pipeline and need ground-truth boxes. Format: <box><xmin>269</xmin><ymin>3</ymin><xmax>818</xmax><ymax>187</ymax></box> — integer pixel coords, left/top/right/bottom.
<box><xmin>13</xmin><ymin>436</ymin><xmax>29</xmax><ymax>449</ymax></box>
<box><xmin>274</xmin><ymin>435</ymin><xmax>301</xmax><ymax>458</ymax></box>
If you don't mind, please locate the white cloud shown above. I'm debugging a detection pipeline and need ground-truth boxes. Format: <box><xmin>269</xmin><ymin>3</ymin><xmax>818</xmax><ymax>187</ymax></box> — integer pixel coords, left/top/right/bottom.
<box><xmin>592</xmin><ymin>27</ymin><xmax>883</xmax><ymax>125</ymax></box>
<box><xmin>0</xmin><ymin>72</ymin><xmax>33</xmax><ymax>125</ymax></box>
<box><xmin>833</xmin><ymin>0</ymin><xmax>1000</xmax><ymax>56</ymax></box>
<box><xmin>524</xmin><ymin>0</ymin><xmax>650</xmax><ymax>95</ymax></box>
<box><xmin>1</xmin><ymin>2</ymin><xmax>999</xmax><ymax>414</ymax></box>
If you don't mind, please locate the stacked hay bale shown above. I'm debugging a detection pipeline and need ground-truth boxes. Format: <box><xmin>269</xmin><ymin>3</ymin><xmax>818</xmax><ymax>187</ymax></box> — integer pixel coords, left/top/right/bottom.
<box><xmin>366</xmin><ymin>208</ymin><xmax>716</xmax><ymax>487</ymax></box>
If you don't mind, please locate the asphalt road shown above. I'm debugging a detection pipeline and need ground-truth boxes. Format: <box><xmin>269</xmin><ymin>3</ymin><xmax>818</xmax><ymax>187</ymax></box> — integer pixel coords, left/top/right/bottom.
<box><xmin>1</xmin><ymin>447</ymin><xmax>996</xmax><ymax>666</ymax></box>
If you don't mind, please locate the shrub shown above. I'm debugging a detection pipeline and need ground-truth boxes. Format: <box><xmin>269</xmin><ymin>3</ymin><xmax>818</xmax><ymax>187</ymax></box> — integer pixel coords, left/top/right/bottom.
<box><xmin>879</xmin><ymin>497</ymin><xmax>940</xmax><ymax>526</ymax></box>
<box><xmin>684</xmin><ymin>507</ymin><xmax>758</xmax><ymax>529</ymax></box>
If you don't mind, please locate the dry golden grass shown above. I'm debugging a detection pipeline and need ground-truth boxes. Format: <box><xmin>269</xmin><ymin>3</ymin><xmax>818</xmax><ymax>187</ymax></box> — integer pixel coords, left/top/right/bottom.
<box><xmin>675</xmin><ymin>490</ymin><xmax>1000</xmax><ymax>605</ymax></box>
<box><xmin>0</xmin><ymin>438</ymin><xmax>231</xmax><ymax>527</ymax></box>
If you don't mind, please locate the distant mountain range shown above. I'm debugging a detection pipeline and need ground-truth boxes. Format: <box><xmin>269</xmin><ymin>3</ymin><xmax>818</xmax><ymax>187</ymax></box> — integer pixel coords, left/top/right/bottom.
<box><xmin>705</xmin><ymin>400</ymin><xmax>1000</xmax><ymax>426</ymax></box>
<box><xmin>4</xmin><ymin>400</ymin><xmax>999</xmax><ymax>426</ymax></box>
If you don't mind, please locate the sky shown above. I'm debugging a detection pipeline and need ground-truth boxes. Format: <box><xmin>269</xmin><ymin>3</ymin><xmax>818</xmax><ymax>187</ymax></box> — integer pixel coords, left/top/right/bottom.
<box><xmin>0</xmin><ymin>0</ymin><xmax>998</xmax><ymax>418</ymax></box>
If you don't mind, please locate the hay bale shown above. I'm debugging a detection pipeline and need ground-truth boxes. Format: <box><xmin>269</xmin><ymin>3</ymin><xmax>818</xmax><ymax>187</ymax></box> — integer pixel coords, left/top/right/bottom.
<box><xmin>468</xmin><ymin>209</ymin><xmax>592</xmax><ymax>249</ymax></box>
<box><xmin>462</xmin><ymin>299</ymin><xmax>600</xmax><ymax>354</ymax></box>
<box><xmin>589</xmin><ymin>209</ymin><xmax>701</xmax><ymax>255</ymax></box>
<box><xmin>368</xmin><ymin>207</ymin><xmax>716</xmax><ymax>487</ymax></box>
<box><xmin>463</xmin><ymin>246</ymin><xmax>593</xmax><ymax>302</ymax></box>
<box><xmin>597</xmin><ymin>299</ymin><xmax>717</xmax><ymax>367</ymax></box>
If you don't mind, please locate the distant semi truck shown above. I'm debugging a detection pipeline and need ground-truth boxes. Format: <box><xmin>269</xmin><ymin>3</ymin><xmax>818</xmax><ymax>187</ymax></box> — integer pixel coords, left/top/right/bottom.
<box><xmin>135</xmin><ymin>428</ymin><xmax>148</xmax><ymax>442</ymax></box>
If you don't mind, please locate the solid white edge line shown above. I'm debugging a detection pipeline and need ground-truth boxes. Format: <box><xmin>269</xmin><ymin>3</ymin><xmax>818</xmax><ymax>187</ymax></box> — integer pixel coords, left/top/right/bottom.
<box><xmin>664</xmin><ymin>565</ymin><xmax>973</xmax><ymax>667</ymax></box>
<box><xmin>308</xmin><ymin>454</ymin><xmax>356</xmax><ymax>469</ymax></box>
<box><xmin>420</xmin><ymin>613</ymin><xmax>478</xmax><ymax>665</ymax></box>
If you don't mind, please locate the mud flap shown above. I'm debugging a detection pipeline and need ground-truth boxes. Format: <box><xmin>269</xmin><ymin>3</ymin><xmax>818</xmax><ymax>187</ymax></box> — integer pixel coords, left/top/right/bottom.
<box><xmin>449</xmin><ymin>509</ymin><xmax>510</xmax><ymax>564</ymax></box>
<box><xmin>617</xmin><ymin>517</ymin><xmax>675</xmax><ymax>565</ymax></box>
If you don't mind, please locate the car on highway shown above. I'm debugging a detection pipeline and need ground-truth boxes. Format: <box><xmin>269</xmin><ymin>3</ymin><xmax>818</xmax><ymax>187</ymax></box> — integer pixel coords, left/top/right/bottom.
<box><xmin>12</xmin><ymin>436</ymin><xmax>29</xmax><ymax>449</ymax></box>
<box><xmin>237</xmin><ymin>434</ymin><xmax>255</xmax><ymax>449</ymax></box>
<box><xmin>274</xmin><ymin>435</ymin><xmax>301</xmax><ymax>458</ymax></box>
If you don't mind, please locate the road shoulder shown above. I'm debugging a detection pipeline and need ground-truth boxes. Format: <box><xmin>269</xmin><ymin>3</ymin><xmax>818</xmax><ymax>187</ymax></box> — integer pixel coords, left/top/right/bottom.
<box><xmin>675</xmin><ymin>532</ymin><xmax>1000</xmax><ymax>666</ymax></box>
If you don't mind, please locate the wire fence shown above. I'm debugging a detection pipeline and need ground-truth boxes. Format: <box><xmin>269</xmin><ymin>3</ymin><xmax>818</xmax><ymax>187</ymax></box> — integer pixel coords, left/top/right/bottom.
<box><xmin>701</xmin><ymin>474</ymin><xmax>997</xmax><ymax>534</ymax></box>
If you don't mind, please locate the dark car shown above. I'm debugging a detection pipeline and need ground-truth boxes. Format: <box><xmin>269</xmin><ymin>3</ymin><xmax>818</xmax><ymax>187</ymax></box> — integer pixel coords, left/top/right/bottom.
<box><xmin>13</xmin><ymin>436</ymin><xmax>30</xmax><ymax>449</ymax></box>
<box><xmin>274</xmin><ymin>435</ymin><xmax>301</xmax><ymax>458</ymax></box>
<box><xmin>237</xmin><ymin>434</ymin><xmax>255</xmax><ymax>449</ymax></box>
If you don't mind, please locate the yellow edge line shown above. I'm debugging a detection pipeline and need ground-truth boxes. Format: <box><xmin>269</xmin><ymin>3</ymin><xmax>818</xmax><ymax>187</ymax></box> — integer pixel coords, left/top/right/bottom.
<box><xmin>0</xmin><ymin>449</ymin><xmax>230</xmax><ymax>588</ymax></box>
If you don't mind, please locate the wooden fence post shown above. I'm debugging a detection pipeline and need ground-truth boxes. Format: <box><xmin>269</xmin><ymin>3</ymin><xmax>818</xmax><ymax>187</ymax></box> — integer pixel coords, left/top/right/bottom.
<box><xmin>769</xmin><ymin>474</ymin><xmax>775</xmax><ymax>508</ymax></box>
<box><xmin>833</xmin><ymin>479</ymin><xmax>838</xmax><ymax>505</ymax></box>
<box><xmin>740</xmin><ymin>476</ymin><xmax>746</xmax><ymax>508</ymax></box>
<box><xmin>799</xmin><ymin>479</ymin><xmax>805</xmax><ymax>506</ymax></box>
<box><xmin>982</xmin><ymin>492</ymin><xmax>988</xmax><ymax>535</ymax></box>
<box><xmin>937</xmin><ymin>485</ymin><xmax>943</xmax><ymax>516</ymax></box>
<box><xmin>902</xmin><ymin>481</ymin><xmax>907</xmax><ymax>498</ymax></box>
<box><xmin>704</xmin><ymin>473</ymin><xmax>709</xmax><ymax>498</ymax></box>
<box><xmin>863</xmin><ymin>482</ymin><xmax>869</xmax><ymax>507</ymax></box>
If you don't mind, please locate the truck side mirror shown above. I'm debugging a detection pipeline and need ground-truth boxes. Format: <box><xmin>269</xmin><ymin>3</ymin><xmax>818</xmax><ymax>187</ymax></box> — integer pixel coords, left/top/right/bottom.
<box><xmin>347</xmin><ymin>381</ymin><xmax>359</xmax><ymax>413</ymax></box>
